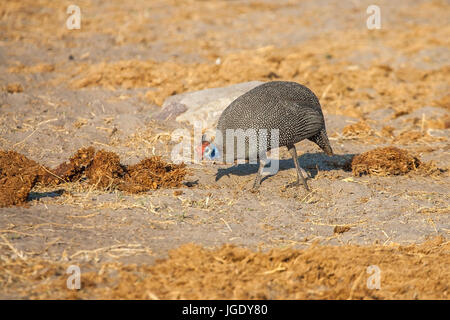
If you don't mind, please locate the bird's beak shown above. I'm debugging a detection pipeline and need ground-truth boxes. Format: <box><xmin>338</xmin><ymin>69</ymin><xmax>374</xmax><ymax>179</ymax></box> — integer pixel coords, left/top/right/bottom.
<box><xmin>319</xmin><ymin>129</ymin><xmax>333</xmax><ymax>156</ymax></box>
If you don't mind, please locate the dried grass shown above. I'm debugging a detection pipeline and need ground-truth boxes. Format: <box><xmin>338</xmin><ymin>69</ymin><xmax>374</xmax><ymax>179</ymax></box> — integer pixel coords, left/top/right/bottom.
<box><xmin>342</xmin><ymin>121</ymin><xmax>373</xmax><ymax>138</ymax></box>
<box><xmin>4</xmin><ymin>83</ymin><xmax>23</xmax><ymax>93</ymax></box>
<box><xmin>3</xmin><ymin>0</ymin><xmax>448</xmax><ymax>120</ymax></box>
<box><xmin>0</xmin><ymin>237</ymin><xmax>448</xmax><ymax>299</ymax></box>
<box><xmin>433</xmin><ymin>94</ymin><xmax>450</xmax><ymax>110</ymax></box>
<box><xmin>8</xmin><ymin>63</ymin><xmax>55</xmax><ymax>73</ymax></box>
<box><xmin>394</xmin><ymin>131</ymin><xmax>446</xmax><ymax>145</ymax></box>
<box><xmin>65</xmin><ymin>51</ymin><xmax>449</xmax><ymax>118</ymax></box>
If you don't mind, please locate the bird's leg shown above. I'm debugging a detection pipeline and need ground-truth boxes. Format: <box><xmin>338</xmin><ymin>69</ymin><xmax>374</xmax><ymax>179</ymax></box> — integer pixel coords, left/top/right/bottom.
<box><xmin>288</xmin><ymin>145</ymin><xmax>310</xmax><ymax>191</ymax></box>
<box><xmin>251</xmin><ymin>157</ymin><xmax>266</xmax><ymax>192</ymax></box>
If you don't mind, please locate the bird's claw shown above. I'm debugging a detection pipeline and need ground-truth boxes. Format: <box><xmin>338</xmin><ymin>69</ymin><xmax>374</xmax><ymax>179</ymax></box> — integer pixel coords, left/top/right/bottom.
<box><xmin>285</xmin><ymin>180</ymin><xmax>310</xmax><ymax>192</ymax></box>
<box><xmin>285</xmin><ymin>181</ymin><xmax>300</xmax><ymax>188</ymax></box>
<box><xmin>250</xmin><ymin>182</ymin><xmax>261</xmax><ymax>193</ymax></box>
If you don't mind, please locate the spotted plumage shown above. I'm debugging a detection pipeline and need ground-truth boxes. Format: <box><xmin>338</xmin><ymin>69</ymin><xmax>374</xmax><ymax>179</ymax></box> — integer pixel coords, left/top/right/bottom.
<box><xmin>205</xmin><ymin>81</ymin><xmax>333</xmax><ymax>191</ymax></box>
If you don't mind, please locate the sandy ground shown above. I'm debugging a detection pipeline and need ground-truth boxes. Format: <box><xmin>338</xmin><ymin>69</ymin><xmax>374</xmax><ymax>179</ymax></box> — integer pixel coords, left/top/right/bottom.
<box><xmin>0</xmin><ymin>0</ymin><xmax>449</xmax><ymax>299</ymax></box>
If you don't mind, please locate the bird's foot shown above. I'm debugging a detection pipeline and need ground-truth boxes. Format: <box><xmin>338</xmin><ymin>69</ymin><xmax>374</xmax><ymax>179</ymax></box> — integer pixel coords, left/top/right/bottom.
<box><xmin>285</xmin><ymin>181</ymin><xmax>299</xmax><ymax>188</ymax></box>
<box><xmin>285</xmin><ymin>180</ymin><xmax>310</xmax><ymax>192</ymax></box>
<box><xmin>250</xmin><ymin>182</ymin><xmax>260</xmax><ymax>193</ymax></box>
<box><xmin>250</xmin><ymin>187</ymin><xmax>260</xmax><ymax>194</ymax></box>
<box><xmin>251</xmin><ymin>175</ymin><xmax>262</xmax><ymax>193</ymax></box>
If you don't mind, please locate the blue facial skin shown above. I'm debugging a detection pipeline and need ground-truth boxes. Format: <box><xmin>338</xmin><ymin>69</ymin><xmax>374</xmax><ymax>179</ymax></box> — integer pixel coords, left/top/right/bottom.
<box><xmin>203</xmin><ymin>144</ymin><xmax>220</xmax><ymax>160</ymax></box>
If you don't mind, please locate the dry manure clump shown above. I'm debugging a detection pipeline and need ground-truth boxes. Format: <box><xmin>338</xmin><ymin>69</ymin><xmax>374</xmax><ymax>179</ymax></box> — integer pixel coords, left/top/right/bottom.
<box><xmin>0</xmin><ymin>148</ymin><xmax>187</xmax><ymax>207</ymax></box>
<box><xmin>351</xmin><ymin>146</ymin><xmax>441</xmax><ymax>176</ymax></box>
<box><xmin>51</xmin><ymin>147</ymin><xmax>96</xmax><ymax>183</ymax></box>
<box><xmin>120</xmin><ymin>157</ymin><xmax>187</xmax><ymax>193</ymax></box>
<box><xmin>4</xmin><ymin>237</ymin><xmax>448</xmax><ymax>299</ymax></box>
<box><xmin>86</xmin><ymin>150</ymin><xmax>125</xmax><ymax>190</ymax></box>
<box><xmin>0</xmin><ymin>151</ymin><xmax>42</xmax><ymax>207</ymax></box>
<box><xmin>50</xmin><ymin>148</ymin><xmax>186</xmax><ymax>193</ymax></box>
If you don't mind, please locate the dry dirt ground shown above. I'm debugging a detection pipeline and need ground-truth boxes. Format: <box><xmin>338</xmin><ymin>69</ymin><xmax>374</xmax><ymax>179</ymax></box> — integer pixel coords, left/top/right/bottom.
<box><xmin>0</xmin><ymin>0</ymin><xmax>449</xmax><ymax>299</ymax></box>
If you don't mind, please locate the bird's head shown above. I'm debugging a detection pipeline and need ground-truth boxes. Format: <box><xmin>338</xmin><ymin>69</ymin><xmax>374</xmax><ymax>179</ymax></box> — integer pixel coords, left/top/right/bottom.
<box><xmin>196</xmin><ymin>136</ymin><xmax>221</xmax><ymax>161</ymax></box>
<box><xmin>309</xmin><ymin>128</ymin><xmax>334</xmax><ymax>156</ymax></box>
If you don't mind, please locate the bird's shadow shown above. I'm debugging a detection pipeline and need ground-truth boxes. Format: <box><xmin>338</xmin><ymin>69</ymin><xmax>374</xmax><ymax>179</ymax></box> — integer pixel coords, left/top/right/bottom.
<box><xmin>215</xmin><ymin>153</ymin><xmax>356</xmax><ymax>183</ymax></box>
<box><xmin>27</xmin><ymin>189</ymin><xmax>65</xmax><ymax>201</ymax></box>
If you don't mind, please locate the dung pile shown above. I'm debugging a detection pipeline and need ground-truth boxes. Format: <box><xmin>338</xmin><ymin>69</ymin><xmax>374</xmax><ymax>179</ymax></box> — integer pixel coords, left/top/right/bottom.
<box><xmin>86</xmin><ymin>150</ymin><xmax>125</xmax><ymax>189</ymax></box>
<box><xmin>121</xmin><ymin>157</ymin><xmax>188</xmax><ymax>193</ymax></box>
<box><xmin>0</xmin><ymin>151</ymin><xmax>43</xmax><ymax>207</ymax></box>
<box><xmin>50</xmin><ymin>147</ymin><xmax>96</xmax><ymax>183</ymax></box>
<box><xmin>3</xmin><ymin>237</ymin><xmax>448</xmax><ymax>300</ymax></box>
<box><xmin>351</xmin><ymin>146</ymin><xmax>439</xmax><ymax>176</ymax></box>
<box><xmin>51</xmin><ymin>148</ymin><xmax>187</xmax><ymax>192</ymax></box>
<box><xmin>0</xmin><ymin>148</ymin><xmax>187</xmax><ymax>207</ymax></box>
<box><xmin>56</xmin><ymin>148</ymin><xmax>187</xmax><ymax>192</ymax></box>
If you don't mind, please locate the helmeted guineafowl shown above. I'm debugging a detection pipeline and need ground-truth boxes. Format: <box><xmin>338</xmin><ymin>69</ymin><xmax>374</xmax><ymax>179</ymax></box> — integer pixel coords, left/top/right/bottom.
<box><xmin>201</xmin><ymin>81</ymin><xmax>333</xmax><ymax>191</ymax></box>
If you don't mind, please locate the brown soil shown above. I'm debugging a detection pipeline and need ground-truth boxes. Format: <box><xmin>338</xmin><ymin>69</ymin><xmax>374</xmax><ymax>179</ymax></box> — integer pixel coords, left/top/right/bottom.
<box><xmin>1</xmin><ymin>237</ymin><xmax>448</xmax><ymax>300</ymax></box>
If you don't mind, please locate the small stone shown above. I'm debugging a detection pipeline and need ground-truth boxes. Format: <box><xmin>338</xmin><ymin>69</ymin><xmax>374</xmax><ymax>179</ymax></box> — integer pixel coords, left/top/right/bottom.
<box><xmin>334</xmin><ymin>225</ymin><xmax>351</xmax><ymax>234</ymax></box>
